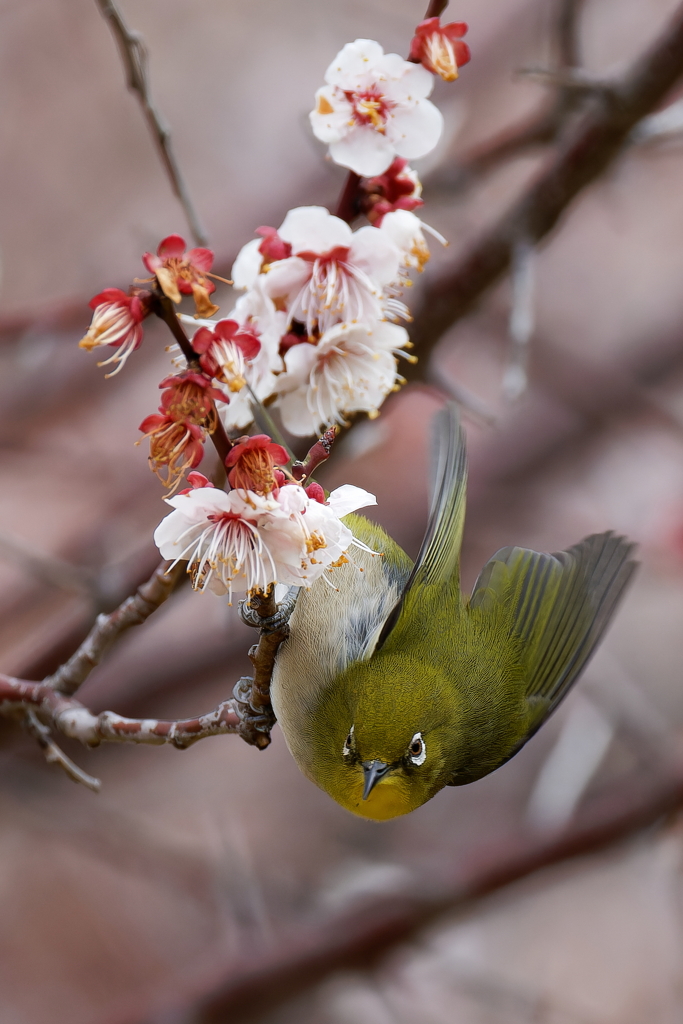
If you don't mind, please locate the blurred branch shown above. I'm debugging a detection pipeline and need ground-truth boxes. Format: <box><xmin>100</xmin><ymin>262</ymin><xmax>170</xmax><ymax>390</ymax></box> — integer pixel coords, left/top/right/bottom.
<box><xmin>503</xmin><ymin>237</ymin><xmax>535</xmax><ymax>401</ymax></box>
<box><xmin>0</xmin><ymin>529</ymin><xmax>98</xmax><ymax>598</ymax></box>
<box><xmin>94</xmin><ymin>0</ymin><xmax>209</xmax><ymax>247</ymax></box>
<box><xmin>431</xmin><ymin>0</ymin><xmax>587</xmax><ymax>187</ymax></box>
<box><xmin>183</xmin><ymin>748</ymin><xmax>683</xmax><ymax>1024</ymax></box>
<box><xmin>410</xmin><ymin>0</ymin><xmax>683</xmax><ymax>373</ymax></box>
<box><xmin>45</xmin><ymin>559</ymin><xmax>185</xmax><ymax>696</ymax></box>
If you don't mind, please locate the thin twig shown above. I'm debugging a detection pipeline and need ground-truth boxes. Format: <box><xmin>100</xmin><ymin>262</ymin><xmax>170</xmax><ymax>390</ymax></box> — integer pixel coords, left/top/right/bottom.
<box><xmin>94</xmin><ymin>0</ymin><xmax>209</xmax><ymax>247</ymax></box>
<box><xmin>24</xmin><ymin>709</ymin><xmax>102</xmax><ymax>791</ymax></box>
<box><xmin>408</xmin><ymin>0</ymin><xmax>683</xmax><ymax>376</ymax></box>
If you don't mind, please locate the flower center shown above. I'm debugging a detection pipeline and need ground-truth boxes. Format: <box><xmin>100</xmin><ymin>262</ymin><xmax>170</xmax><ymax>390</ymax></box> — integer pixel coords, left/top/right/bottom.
<box><xmin>230</xmin><ymin>449</ymin><xmax>278</xmax><ymax>496</ymax></box>
<box><xmin>426</xmin><ymin>34</ymin><xmax>458</xmax><ymax>81</ymax></box>
<box><xmin>346</xmin><ymin>90</ymin><xmax>391</xmax><ymax>132</ymax></box>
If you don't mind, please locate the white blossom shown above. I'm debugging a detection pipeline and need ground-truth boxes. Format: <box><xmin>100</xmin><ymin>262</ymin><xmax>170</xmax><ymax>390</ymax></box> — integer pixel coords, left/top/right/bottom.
<box><xmin>274</xmin><ymin>320</ymin><xmax>410</xmax><ymax>436</ymax></box>
<box><xmin>264</xmin><ymin>206</ymin><xmax>405</xmax><ymax>335</ymax></box>
<box><xmin>310</xmin><ymin>39</ymin><xmax>443</xmax><ymax>176</ymax></box>
<box><xmin>154</xmin><ymin>483</ymin><xmax>377</xmax><ymax>598</ymax></box>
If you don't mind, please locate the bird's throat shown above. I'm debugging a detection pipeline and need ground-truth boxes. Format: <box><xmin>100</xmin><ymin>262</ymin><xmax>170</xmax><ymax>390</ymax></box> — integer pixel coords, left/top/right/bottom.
<box><xmin>344</xmin><ymin>772</ymin><xmax>413</xmax><ymax>820</ymax></box>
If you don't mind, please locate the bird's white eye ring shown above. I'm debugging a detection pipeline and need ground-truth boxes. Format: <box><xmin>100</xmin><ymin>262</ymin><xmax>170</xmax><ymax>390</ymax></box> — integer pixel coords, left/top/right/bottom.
<box><xmin>343</xmin><ymin>725</ymin><xmax>354</xmax><ymax>757</ymax></box>
<box><xmin>408</xmin><ymin>732</ymin><xmax>426</xmax><ymax>766</ymax></box>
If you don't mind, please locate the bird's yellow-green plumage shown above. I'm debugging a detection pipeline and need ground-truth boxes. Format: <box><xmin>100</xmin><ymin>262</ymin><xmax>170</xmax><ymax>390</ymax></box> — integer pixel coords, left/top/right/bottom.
<box><xmin>270</xmin><ymin>406</ymin><xmax>636</xmax><ymax>820</ymax></box>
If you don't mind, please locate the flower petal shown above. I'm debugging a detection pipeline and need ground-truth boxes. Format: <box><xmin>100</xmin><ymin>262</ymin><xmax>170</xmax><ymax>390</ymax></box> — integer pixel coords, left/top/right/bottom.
<box><xmin>324</xmin><ymin>39</ymin><xmax>385</xmax><ymax>88</ymax></box>
<box><xmin>310</xmin><ymin>86</ymin><xmax>353</xmax><ymax>144</ymax></box>
<box><xmin>231</xmin><ymin>238</ymin><xmax>263</xmax><ymax>290</ymax></box>
<box><xmin>327</xmin><ymin>484</ymin><xmax>377</xmax><ymax>517</ymax></box>
<box><xmin>386</xmin><ymin>100</ymin><xmax>444</xmax><ymax>159</ymax></box>
<box><xmin>329</xmin><ymin>128</ymin><xmax>396</xmax><ymax>176</ymax></box>
<box><xmin>349</xmin><ymin>225</ymin><xmax>401</xmax><ymax>286</ymax></box>
<box><xmin>278</xmin><ymin>207</ymin><xmax>352</xmax><ymax>254</ymax></box>
<box><xmin>157</xmin><ymin>235</ymin><xmax>187</xmax><ymax>258</ymax></box>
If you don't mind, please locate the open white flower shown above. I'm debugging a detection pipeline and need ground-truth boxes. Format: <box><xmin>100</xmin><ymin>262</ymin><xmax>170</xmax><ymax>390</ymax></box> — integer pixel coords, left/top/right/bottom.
<box><xmin>262</xmin><ymin>206</ymin><xmax>405</xmax><ymax>336</ymax></box>
<box><xmin>153</xmin><ymin>483</ymin><xmax>377</xmax><ymax>598</ymax></box>
<box><xmin>310</xmin><ymin>38</ymin><xmax>443</xmax><ymax>176</ymax></box>
<box><xmin>274</xmin><ymin>319</ymin><xmax>410</xmax><ymax>436</ymax></box>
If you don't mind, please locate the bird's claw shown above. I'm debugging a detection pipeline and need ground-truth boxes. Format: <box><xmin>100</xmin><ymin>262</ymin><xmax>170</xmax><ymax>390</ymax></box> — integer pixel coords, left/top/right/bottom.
<box><xmin>232</xmin><ymin>677</ymin><xmax>276</xmax><ymax>750</ymax></box>
<box><xmin>239</xmin><ymin>586</ymin><xmax>299</xmax><ymax>633</ymax></box>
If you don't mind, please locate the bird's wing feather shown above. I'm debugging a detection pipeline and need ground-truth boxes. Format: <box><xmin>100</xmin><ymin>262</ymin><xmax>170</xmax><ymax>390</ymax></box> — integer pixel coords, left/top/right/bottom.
<box><xmin>377</xmin><ymin>404</ymin><xmax>467</xmax><ymax>648</ymax></box>
<box><xmin>470</xmin><ymin>531</ymin><xmax>636</xmax><ymax>722</ymax></box>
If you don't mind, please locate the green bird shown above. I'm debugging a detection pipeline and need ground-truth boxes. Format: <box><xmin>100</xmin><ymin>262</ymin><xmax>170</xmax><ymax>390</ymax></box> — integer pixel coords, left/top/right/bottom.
<box><xmin>271</xmin><ymin>406</ymin><xmax>636</xmax><ymax>820</ymax></box>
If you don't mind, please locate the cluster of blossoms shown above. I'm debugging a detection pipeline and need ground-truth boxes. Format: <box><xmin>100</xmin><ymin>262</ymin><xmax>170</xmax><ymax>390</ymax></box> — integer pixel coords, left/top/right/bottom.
<box><xmin>154</xmin><ymin>436</ymin><xmax>376</xmax><ymax>599</ymax></box>
<box><xmin>77</xmin><ymin>15</ymin><xmax>469</xmax><ymax>598</ymax></box>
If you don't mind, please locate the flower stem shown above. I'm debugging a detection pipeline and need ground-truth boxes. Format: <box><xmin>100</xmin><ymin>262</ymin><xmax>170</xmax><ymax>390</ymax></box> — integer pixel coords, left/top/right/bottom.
<box><xmin>334</xmin><ymin>171</ymin><xmax>362</xmax><ymax>224</ymax></box>
<box><xmin>152</xmin><ymin>292</ymin><xmax>234</xmax><ymax>462</ymax></box>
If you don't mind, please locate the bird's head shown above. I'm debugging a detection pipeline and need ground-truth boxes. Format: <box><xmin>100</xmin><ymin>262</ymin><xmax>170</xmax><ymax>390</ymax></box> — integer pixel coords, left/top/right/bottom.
<box><xmin>308</xmin><ymin>653</ymin><xmax>455</xmax><ymax>820</ymax></box>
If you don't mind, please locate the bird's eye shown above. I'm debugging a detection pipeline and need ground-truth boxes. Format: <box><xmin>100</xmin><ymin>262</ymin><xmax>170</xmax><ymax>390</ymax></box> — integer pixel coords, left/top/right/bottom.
<box><xmin>342</xmin><ymin>725</ymin><xmax>354</xmax><ymax>757</ymax></box>
<box><xmin>408</xmin><ymin>732</ymin><xmax>426</xmax><ymax>766</ymax></box>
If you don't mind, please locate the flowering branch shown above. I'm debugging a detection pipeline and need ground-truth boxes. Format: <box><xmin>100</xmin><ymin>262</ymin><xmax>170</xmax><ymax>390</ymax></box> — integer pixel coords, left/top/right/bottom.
<box><xmin>94</xmin><ymin>0</ymin><xmax>209</xmax><ymax>247</ymax></box>
<box><xmin>23</xmin><ymin>0</ymin><xmax>466</xmax><ymax>791</ymax></box>
<box><xmin>409</xmin><ymin>0</ymin><xmax>683</xmax><ymax>376</ymax></box>
<box><xmin>149</xmin><ymin>291</ymin><xmax>235</xmax><ymax>464</ymax></box>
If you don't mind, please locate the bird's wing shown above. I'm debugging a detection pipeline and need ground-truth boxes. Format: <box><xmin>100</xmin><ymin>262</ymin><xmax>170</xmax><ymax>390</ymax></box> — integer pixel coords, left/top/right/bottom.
<box><xmin>376</xmin><ymin>403</ymin><xmax>467</xmax><ymax>648</ymax></box>
<box><xmin>470</xmin><ymin>532</ymin><xmax>636</xmax><ymax>727</ymax></box>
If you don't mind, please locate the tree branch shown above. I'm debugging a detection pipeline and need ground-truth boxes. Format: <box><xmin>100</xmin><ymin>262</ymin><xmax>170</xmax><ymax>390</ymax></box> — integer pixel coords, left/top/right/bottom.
<box><xmin>0</xmin><ymin>674</ymin><xmax>241</xmax><ymax>749</ymax></box>
<box><xmin>409</xmin><ymin>0</ymin><xmax>683</xmax><ymax>376</ymax></box>
<box><xmin>94</xmin><ymin>0</ymin><xmax>209</xmax><ymax>246</ymax></box>
<box><xmin>426</xmin><ymin>0</ymin><xmax>586</xmax><ymax>189</ymax></box>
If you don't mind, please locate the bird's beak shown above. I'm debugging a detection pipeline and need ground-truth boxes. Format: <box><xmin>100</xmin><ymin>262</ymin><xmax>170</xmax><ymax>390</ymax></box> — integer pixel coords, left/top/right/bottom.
<box><xmin>362</xmin><ymin>760</ymin><xmax>392</xmax><ymax>800</ymax></box>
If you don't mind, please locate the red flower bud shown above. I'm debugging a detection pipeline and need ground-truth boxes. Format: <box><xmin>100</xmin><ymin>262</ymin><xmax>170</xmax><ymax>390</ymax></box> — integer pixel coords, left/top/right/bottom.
<box><xmin>409</xmin><ymin>18</ymin><xmax>470</xmax><ymax>82</ymax></box>
<box><xmin>305</xmin><ymin>481</ymin><xmax>326</xmax><ymax>504</ymax></box>
<box><xmin>257</xmin><ymin>226</ymin><xmax>292</xmax><ymax>265</ymax></box>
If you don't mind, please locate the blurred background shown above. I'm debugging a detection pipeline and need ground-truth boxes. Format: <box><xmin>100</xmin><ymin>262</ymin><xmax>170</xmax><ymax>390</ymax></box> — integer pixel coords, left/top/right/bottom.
<box><xmin>3</xmin><ymin>0</ymin><xmax>683</xmax><ymax>1021</ymax></box>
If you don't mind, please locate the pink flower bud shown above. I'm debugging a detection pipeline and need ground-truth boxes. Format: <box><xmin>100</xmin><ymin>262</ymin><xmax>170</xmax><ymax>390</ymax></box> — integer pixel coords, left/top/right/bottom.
<box><xmin>361</xmin><ymin>158</ymin><xmax>424</xmax><ymax>226</ymax></box>
<box><xmin>257</xmin><ymin>226</ymin><xmax>292</xmax><ymax>264</ymax></box>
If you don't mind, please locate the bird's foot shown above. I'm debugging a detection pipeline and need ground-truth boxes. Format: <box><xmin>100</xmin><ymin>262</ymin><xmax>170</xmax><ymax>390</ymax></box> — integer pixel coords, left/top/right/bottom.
<box><xmin>232</xmin><ymin>676</ymin><xmax>276</xmax><ymax>750</ymax></box>
<box><xmin>239</xmin><ymin>585</ymin><xmax>299</xmax><ymax>634</ymax></box>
